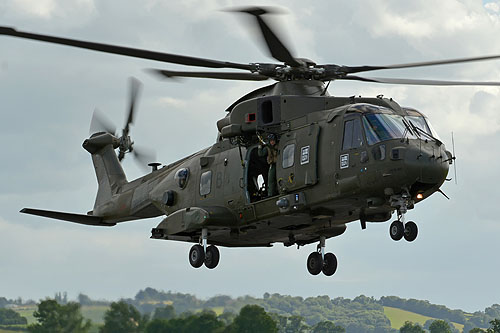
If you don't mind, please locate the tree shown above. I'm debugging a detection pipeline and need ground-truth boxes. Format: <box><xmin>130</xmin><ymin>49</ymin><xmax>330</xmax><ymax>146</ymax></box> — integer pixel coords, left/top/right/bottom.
<box><xmin>153</xmin><ymin>305</ymin><xmax>175</xmax><ymax>320</ymax></box>
<box><xmin>487</xmin><ymin>319</ymin><xmax>500</xmax><ymax>333</ymax></box>
<box><xmin>183</xmin><ymin>311</ymin><xmax>224</xmax><ymax>333</ymax></box>
<box><xmin>312</xmin><ymin>320</ymin><xmax>345</xmax><ymax>333</ymax></box>
<box><xmin>399</xmin><ymin>321</ymin><xmax>425</xmax><ymax>333</ymax></box>
<box><xmin>469</xmin><ymin>328</ymin><xmax>486</xmax><ymax>333</ymax></box>
<box><xmin>226</xmin><ymin>305</ymin><xmax>277</xmax><ymax>333</ymax></box>
<box><xmin>0</xmin><ymin>308</ymin><xmax>28</xmax><ymax>325</ymax></box>
<box><xmin>28</xmin><ymin>299</ymin><xmax>91</xmax><ymax>333</ymax></box>
<box><xmin>100</xmin><ymin>301</ymin><xmax>148</xmax><ymax>333</ymax></box>
<box><xmin>429</xmin><ymin>320</ymin><xmax>453</xmax><ymax>333</ymax></box>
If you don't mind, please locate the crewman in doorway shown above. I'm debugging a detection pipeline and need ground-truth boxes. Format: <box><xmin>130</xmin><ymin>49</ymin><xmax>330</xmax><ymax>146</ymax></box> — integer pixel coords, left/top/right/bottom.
<box><xmin>258</xmin><ymin>133</ymin><xmax>278</xmax><ymax>197</ymax></box>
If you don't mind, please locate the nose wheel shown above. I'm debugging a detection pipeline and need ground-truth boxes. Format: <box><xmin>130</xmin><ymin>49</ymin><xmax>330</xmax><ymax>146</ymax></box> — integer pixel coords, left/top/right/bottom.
<box><xmin>306</xmin><ymin>236</ymin><xmax>338</xmax><ymax>276</ymax></box>
<box><xmin>188</xmin><ymin>228</ymin><xmax>220</xmax><ymax>269</ymax></box>
<box><xmin>389</xmin><ymin>191</ymin><xmax>419</xmax><ymax>242</ymax></box>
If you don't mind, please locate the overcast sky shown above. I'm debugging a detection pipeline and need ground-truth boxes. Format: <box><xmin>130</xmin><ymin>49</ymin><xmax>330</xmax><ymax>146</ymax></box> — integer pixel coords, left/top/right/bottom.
<box><xmin>1</xmin><ymin>0</ymin><xmax>500</xmax><ymax>313</ymax></box>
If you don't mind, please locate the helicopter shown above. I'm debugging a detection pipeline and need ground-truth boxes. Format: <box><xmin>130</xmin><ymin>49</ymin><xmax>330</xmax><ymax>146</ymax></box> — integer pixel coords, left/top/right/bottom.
<box><xmin>2</xmin><ymin>7</ymin><xmax>500</xmax><ymax>276</ymax></box>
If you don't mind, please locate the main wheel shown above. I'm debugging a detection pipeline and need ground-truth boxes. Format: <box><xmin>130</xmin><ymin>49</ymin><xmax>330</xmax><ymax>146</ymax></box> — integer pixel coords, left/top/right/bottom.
<box><xmin>404</xmin><ymin>221</ymin><xmax>418</xmax><ymax>242</ymax></box>
<box><xmin>389</xmin><ymin>221</ymin><xmax>404</xmax><ymax>241</ymax></box>
<box><xmin>189</xmin><ymin>244</ymin><xmax>205</xmax><ymax>268</ymax></box>
<box><xmin>307</xmin><ymin>252</ymin><xmax>323</xmax><ymax>275</ymax></box>
<box><xmin>322</xmin><ymin>253</ymin><xmax>338</xmax><ymax>276</ymax></box>
<box><xmin>204</xmin><ymin>245</ymin><xmax>220</xmax><ymax>269</ymax></box>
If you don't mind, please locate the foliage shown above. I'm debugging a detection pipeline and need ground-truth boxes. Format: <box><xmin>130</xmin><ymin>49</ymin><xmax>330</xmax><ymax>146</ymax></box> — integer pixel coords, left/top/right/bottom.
<box><xmin>27</xmin><ymin>299</ymin><xmax>91</xmax><ymax>333</ymax></box>
<box><xmin>399</xmin><ymin>321</ymin><xmax>425</xmax><ymax>332</ymax></box>
<box><xmin>428</xmin><ymin>319</ymin><xmax>453</xmax><ymax>333</ymax></box>
<box><xmin>312</xmin><ymin>321</ymin><xmax>346</xmax><ymax>333</ymax></box>
<box><xmin>152</xmin><ymin>305</ymin><xmax>175</xmax><ymax>320</ymax></box>
<box><xmin>99</xmin><ymin>301</ymin><xmax>148</xmax><ymax>333</ymax></box>
<box><xmin>146</xmin><ymin>310</ymin><xmax>225</xmax><ymax>333</ymax></box>
<box><xmin>487</xmin><ymin>319</ymin><xmax>500</xmax><ymax>333</ymax></box>
<box><xmin>0</xmin><ymin>308</ymin><xmax>27</xmax><ymax>325</ymax></box>
<box><xmin>469</xmin><ymin>328</ymin><xmax>486</xmax><ymax>333</ymax></box>
<box><xmin>226</xmin><ymin>305</ymin><xmax>277</xmax><ymax>333</ymax></box>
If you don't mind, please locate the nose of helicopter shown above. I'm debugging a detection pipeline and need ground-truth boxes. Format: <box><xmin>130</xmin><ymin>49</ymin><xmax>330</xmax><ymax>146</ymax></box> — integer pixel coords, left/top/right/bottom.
<box><xmin>398</xmin><ymin>141</ymin><xmax>451</xmax><ymax>191</ymax></box>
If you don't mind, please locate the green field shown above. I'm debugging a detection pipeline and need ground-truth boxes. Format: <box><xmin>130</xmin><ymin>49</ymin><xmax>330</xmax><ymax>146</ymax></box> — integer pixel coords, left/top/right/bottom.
<box><xmin>384</xmin><ymin>306</ymin><xmax>464</xmax><ymax>331</ymax></box>
<box><xmin>81</xmin><ymin>305</ymin><xmax>109</xmax><ymax>325</ymax></box>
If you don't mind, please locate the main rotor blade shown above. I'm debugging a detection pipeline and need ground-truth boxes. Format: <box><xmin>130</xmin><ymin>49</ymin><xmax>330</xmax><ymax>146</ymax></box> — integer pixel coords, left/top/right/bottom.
<box><xmin>90</xmin><ymin>109</ymin><xmax>116</xmax><ymax>135</ymax></box>
<box><xmin>0</xmin><ymin>26</ymin><xmax>251</xmax><ymax>70</ymax></box>
<box><xmin>124</xmin><ymin>77</ymin><xmax>142</xmax><ymax>136</ymax></box>
<box><xmin>149</xmin><ymin>69</ymin><xmax>270</xmax><ymax>81</ymax></box>
<box><xmin>341</xmin><ymin>75</ymin><xmax>500</xmax><ymax>86</ymax></box>
<box><xmin>341</xmin><ymin>54</ymin><xmax>500</xmax><ymax>74</ymax></box>
<box><xmin>228</xmin><ymin>7</ymin><xmax>302</xmax><ymax>67</ymax></box>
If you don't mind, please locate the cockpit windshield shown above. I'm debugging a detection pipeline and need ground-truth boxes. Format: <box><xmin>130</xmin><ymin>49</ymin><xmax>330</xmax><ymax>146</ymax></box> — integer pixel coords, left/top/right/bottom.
<box><xmin>404</xmin><ymin>108</ymin><xmax>441</xmax><ymax>141</ymax></box>
<box><xmin>352</xmin><ymin>104</ymin><xmax>439</xmax><ymax>145</ymax></box>
<box><xmin>362</xmin><ymin>113</ymin><xmax>414</xmax><ymax>145</ymax></box>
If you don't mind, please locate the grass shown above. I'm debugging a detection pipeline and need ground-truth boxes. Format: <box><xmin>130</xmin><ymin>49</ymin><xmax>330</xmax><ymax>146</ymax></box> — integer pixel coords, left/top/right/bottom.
<box><xmin>12</xmin><ymin>306</ymin><xmax>36</xmax><ymax>325</ymax></box>
<box><xmin>81</xmin><ymin>305</ymin><xmax>109</xmax><ymax>325</ymax></box>
<box><xmin>383</xmin><ymin>306</ymin><xmax>464</xmax><ymax>331</ymax></box>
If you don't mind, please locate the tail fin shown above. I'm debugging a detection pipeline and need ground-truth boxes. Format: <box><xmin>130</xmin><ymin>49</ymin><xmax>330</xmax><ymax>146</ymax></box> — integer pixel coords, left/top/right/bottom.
<box><xmin>82</xmin><ymin>133</ymin><xmax>127</xmax><ymax>209</ymax></box>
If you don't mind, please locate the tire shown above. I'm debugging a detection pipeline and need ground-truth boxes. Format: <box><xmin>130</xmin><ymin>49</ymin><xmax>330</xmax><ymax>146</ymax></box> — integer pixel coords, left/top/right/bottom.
<box><xmin>189</xmin><ymin>244</ymin><xmax>205</xmax><ymax>268</ymax></box>
<box><xmin>307</xmin><ymin>252</ymin><xmax>323</xmax><ymax>275</ymax></box>
<box><xmin>322</xmin><ymin>253</ymin><xmax>338</xmax><ymax>276</ymax></box>
<box><xmin>389</xmin><ymin>221</ymin><xmax>404</xmax><ymax>241</ymax></box>
<box><xmin>204</xmin><ymin>245</ymin><xmax>220</xmax><ymax>269</ymax></box>
<box><xmin>404</xmin><ymin>221</ymin><xmax>418</xmax><ymax>242</ymax></box>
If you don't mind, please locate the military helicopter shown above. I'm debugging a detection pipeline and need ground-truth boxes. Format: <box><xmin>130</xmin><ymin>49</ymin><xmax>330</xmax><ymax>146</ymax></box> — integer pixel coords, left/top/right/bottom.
<box><xmin>3</xmin><ymin>7</ymin><xmax>500</xmax><ymax>276</ymax></box>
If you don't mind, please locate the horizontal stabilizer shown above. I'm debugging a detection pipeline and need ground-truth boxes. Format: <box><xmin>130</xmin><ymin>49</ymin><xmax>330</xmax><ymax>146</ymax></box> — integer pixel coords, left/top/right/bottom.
<box><xmin>20</xmin><ymin>208</ymin><xmax>115</xmax><ymax>226</ymax></box>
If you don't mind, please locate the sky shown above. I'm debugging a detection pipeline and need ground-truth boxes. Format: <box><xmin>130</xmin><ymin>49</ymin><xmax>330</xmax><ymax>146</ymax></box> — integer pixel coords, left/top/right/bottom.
<box><xmin>1</xmin><ymin>0</ymin><xmax>500</xmax><ymax>313</ymax></box>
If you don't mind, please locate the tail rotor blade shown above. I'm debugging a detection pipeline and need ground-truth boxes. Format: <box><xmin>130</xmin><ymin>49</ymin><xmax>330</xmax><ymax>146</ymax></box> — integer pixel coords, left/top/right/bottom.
<box><xmin>89</xmin><ymin>108</ymin><xmax>116</xmax><ymax>135</ymax></box>
<box><xmin>124</xmin><ymin>77</ymin><xmax>142</xmax><ymax>137</ymax></box>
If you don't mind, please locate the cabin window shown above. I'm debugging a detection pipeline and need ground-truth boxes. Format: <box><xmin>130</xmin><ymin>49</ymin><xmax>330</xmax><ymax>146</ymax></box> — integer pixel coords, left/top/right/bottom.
<box><xmin>342</xmin><ymin>118</ymin><xmax>364</xmax><ymax>150</ymax></box>
<box><xmin>200</xmin><ymin>171</ymin><xmax>212</xmax><ymax>196</ymax></box>
<box><xmin>174</xmin><ymin>168</ymin><xmax>189</xmax><ymax>189</ymax></box>
<box><xmin>282</xmin><ymin>143</ymin><xmax>295</xmax><ymax>169</ymax></box>
<box><xmin>261</xmin><ymin>100</ymin><xmax>274</xmax><ymax>124</ymax></box>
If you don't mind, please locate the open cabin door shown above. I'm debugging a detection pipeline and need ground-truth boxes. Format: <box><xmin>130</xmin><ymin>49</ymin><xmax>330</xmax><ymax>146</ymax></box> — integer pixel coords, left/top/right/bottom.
<box><xmin>277</xmin><ymin>123</ymin><xmax>320</xmax><ymax>193</ymax></box>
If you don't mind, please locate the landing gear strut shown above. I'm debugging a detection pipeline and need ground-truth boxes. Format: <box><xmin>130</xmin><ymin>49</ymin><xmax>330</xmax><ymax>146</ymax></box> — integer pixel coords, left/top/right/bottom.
<box><xmin>188</xmin><ymin>228</ymin><xmax>220</xmax><ymax>269</ymax></box>
<box><xmin>389</xmin><ymin>192</ymin><xmax>418</xmax><ymax>242</ymax></box>
<box><xmin>306</xmin><ymin>236</ymin><xmax>338</xmax><ymax>276</ymax></box>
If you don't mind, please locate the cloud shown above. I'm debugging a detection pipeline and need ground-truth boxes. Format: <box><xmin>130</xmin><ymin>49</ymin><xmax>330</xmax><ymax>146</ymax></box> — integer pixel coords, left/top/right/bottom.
<box><xmin>4</xmin><ymin>0</ymin><xmax>96</xmax><ymax>20</ymax></box>
<box><xmin>485</xmin><ymin>1</ymin><xmax>500</xmax><ymax>13</ymax></box>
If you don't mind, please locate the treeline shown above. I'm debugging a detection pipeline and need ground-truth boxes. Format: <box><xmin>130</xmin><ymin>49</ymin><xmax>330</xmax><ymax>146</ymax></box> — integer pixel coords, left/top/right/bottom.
<box><xmin>2</xmin><ymin>289</ymin><xmax>500</xmax><ymax>332</ymax></box>
<box><xmin>8</xmin><ymin>299</ymin><xmax>500</xmax><ymax>333</ymax></box>
<box><xmin>21</xmin><ymin>299</ymin><xmax>346</xmax><ymax>333</ymax></box>
<box><xmin>125</xmin><ymin>289</ymin><xmax>393</xmax><ymax>332</ymax></box>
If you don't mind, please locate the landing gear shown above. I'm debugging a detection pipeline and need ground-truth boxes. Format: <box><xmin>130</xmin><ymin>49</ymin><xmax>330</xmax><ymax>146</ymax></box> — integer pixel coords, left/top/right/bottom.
<box><xmin>205</xmin><ymin>245</ymin><xmax>220</xmax><ymax>269</ymax></box>
<box><xmin>307</xmin><ymin>252</ymin><xmax>322</xmax><ymax>275</ymax></box>
<box><xmin>389</xmin><ymin>221</ymin><xmax>404</xmax><ymax>241</ymax></box>
<box><xmin>403</xmin><ymin>221</ymin><xmax>418</xmax><ymax>242</ymax></box>
<box><xmin>389</xmin><ymin>191</ymin><xmax>419</xmax><ymax>242</ymax></box>
<box><xmin>189</xmin><ymin>244</ymin><xmax>205</xmax><ymax>268</ymax></box>
<box><xmin>188</xmin><ymin>228</ymin><xmax>220</xmax><ymax>269</ymax></box>
<box><xmin>306</xmin><ymin>236</ymin><xmax>338</xmax><ymax>276</ymax></box>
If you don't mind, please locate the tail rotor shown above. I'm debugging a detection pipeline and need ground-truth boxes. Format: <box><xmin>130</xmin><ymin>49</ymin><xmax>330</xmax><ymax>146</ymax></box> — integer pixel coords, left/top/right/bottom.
<box><xmin>89</xmin><ymin>77</ymin><xmax>156</xmax><ymax>170</ymax></box>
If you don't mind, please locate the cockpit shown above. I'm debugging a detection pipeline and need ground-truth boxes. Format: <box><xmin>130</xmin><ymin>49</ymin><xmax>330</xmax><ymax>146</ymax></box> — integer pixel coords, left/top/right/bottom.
<box><xmin>347</xmin><ymin>104</ymin><xmax>439</xmax><ymax>145</ymax></box>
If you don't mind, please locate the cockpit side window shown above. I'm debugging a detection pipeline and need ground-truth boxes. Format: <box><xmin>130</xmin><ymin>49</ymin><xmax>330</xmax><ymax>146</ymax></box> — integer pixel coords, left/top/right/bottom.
<box><xmin>174</xmin><ymin>168</ymin><xmax>190</xmax><ymax>189</ymax></box>
<box><xmin>342</xmin><ymin>118</ymin><xmax>364</xmax><ymax>150</ymax></box>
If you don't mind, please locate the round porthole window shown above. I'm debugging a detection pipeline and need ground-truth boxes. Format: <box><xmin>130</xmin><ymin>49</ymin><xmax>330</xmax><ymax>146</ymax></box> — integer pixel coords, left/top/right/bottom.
<box><xmin>174</xmin><ymin>168</ymin><xmax>189</xmax><ymax>189</ymax></box>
